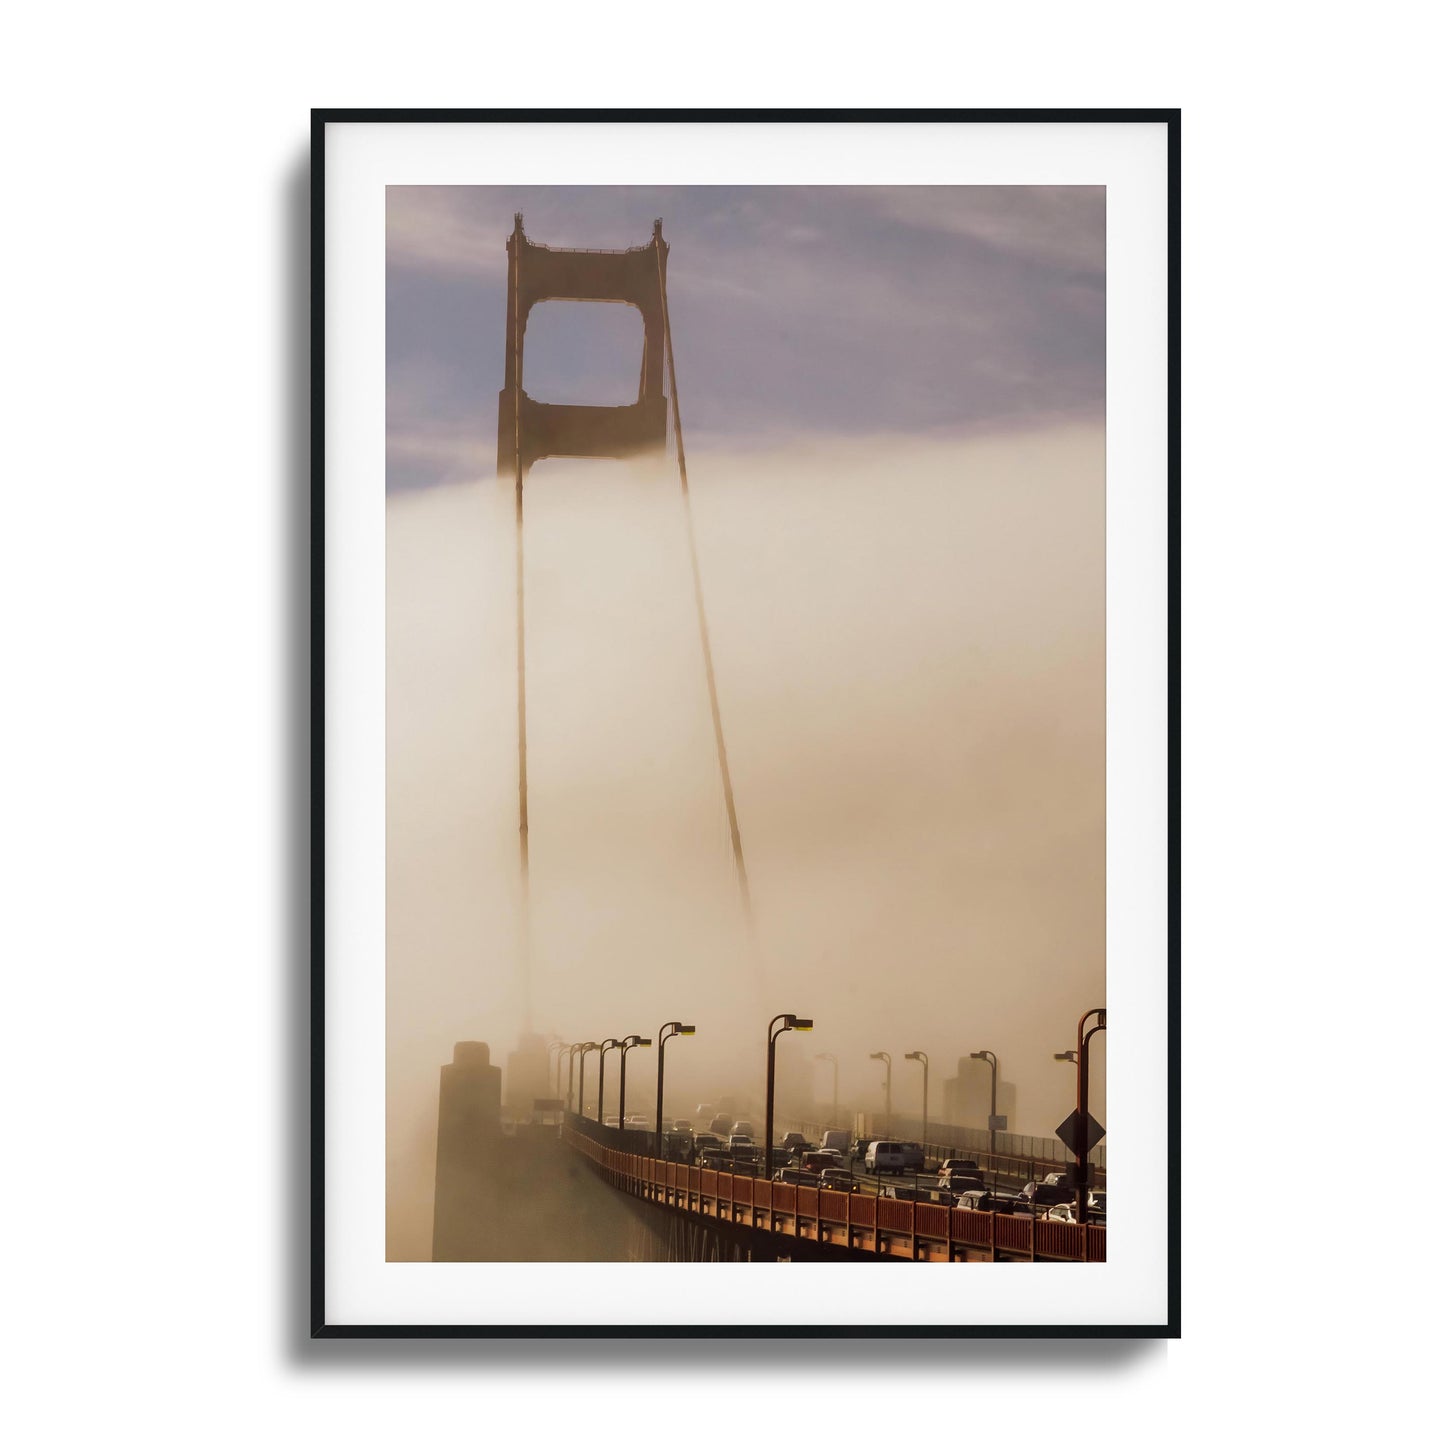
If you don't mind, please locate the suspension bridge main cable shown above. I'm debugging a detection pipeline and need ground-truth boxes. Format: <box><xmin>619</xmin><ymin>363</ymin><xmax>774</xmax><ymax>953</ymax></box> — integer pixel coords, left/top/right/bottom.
<box><xmin>512</xmin><ymin>227</ymin><xmax>532</xmax><ymax>1033</ymax></box>
<box><xmin>655</xmin><ymin>237</ymin><xmax>757</xmax><ymax>946</ymax></box>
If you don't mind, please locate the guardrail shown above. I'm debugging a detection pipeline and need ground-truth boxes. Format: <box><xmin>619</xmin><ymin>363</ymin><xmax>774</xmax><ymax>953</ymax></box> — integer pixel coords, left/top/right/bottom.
<box><xmin>562</xmin><ymin>1127</ymin><xmax>1105</xmax><ymax>1263</ymax></box>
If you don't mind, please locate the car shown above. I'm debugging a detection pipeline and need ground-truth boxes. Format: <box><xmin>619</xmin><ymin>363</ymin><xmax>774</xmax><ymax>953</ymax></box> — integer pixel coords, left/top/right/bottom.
<box><xmin>879</xmin><ymin>1183</ymin><xmax>926</xmax><ymax>1201</ymax></box>
<box><xmin>938</xmin><ymin>1159</ymin><xmax>986</xmax><ymax>1190</ymax></box>
<box><xmin>957</xmin><ymin>1192</ymin><xmax>1028</xmax><ymax>1214</ymax></box>
<box><xmin>818</xmin><ymin>1169</ymin><xmax>859</xmax><ymax>1194</ymax></box>
<box><xmin>953</xmin><ymin>1189</ymin><xmax>997</xmax><ymax>1212</ymax></box>
<box><xmin>897</xmin><ymin>1141</ymin><xmax>926</xmax><ymax>1170</ymax></box>
<box><xmin>731</xmin><ymin>1143</ymin><xmax>761</xmax><ymax>1164</ymax></box>
<box><xmin>939</xmin><ymin>1157</ymin><xmax>981</xmax><ymax>1177</ymax></box>
<box><xmin>865</xmin><ymin>1141</ymin><xmax>912</xmax><ymax>1175</ymax></box>
<box><xmin>814</xmin><ymin>1148</ymin><xmax>845</xmax><ymax>1169</ymax></box>
<box><xmin>777</xmin><ymin>1131</ymin><xmax>810</xmax><ymax>1156</ymax></box>
<box><xmin>691</xmin><ymin>1132</ymin><xmax>722</xmax><ymax>1155</ymax></box>
<box><xmin>624</xmin><ymin>1114</ymin><xmax>649</xmax><ymax>1129</ymax></box>
<box><xmin>772</xmin><ymin>1166</ymin><xmax>814</xmax><ymax>1185</ymax></box>
<box><xmin>1043</xmin><ymin>1171</ymin><xmax>1069</xmax><ymax>1186</ymax></box>
<box><xmin>852</xmin><ymin>1136</ymin><xmax>876</xmax><ymax>1161</ymax></box>
<box><xmin>708</xmin><ymin>1114</ymin><xmax>734</xmax><ymax>1136</ymax></box>
<box><xmin>672</xmin><ymin>1119</ymin><xmax>693</xmax><ymax>1134</ymax></box>
<box><xmin>661</xmin><ymin>1132</ymin><xmax>693</xmax><ymax>1162</ymax></box>
<box><xmin>732</xmin><ymin>1119</ymin><xmax>757</xmax><ymax>1139</ymax></box>
<box><xmin>697</xmin><ymin>1148</ymin><xmax>728</xmax><ymax>1170</ymax></box>
<box><xmin>605</xmin><ymin>1114</ymin><xmax>620</xmax><ymax>1127</ymax></box>
<box><xmin>1015</xmin><ymin>1181</ymin><xmax>1074</xmax><ymax>1209</ymax></box>
<box><xmin>1051</xmin><ymin>1190</ymin><xmax>1105</xmax><ymax>1221</ymax></box>
<box><xmin>819</xmin><ymin>1129</ymin><xmax>852</xmax><ymax>1155</ymax></box>
<box><xmin>799</xmin><ymin>1151</ymin><xmax>833</xmax><ymax>1174</ymax></box>
<box><xmin>940</xmin><ymin>1174</ymin><xmax>985</xmax><ymax>1195</ymax></box>
<box><xmin>727</xmin><ymin>1133</ymin><xmax>754</xmax><ymax>1150</ymax></box>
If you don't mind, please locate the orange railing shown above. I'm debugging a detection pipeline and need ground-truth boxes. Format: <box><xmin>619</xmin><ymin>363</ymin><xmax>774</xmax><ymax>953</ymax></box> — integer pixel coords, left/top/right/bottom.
<box><xmin>561</xmin><ymin>1126</ymin><xmax>1105</xmax><ymax>1262</ymax></box>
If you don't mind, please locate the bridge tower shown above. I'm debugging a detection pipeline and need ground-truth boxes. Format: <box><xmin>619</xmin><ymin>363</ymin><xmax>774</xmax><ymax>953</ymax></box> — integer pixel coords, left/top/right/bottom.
<box><xmin>497</xmin><ymin>214</ymin><xmax>669</xmax><ymax>476</ymax></box>
<box><xmin>432</xmin><ymin>1042</ymin><xmax>502</xmax><ymax>1260</ymax></box>
<box><xmin>496</xmin><ymin>215</ymin><xmax>756</xmax><ymax>1039</ymax></box>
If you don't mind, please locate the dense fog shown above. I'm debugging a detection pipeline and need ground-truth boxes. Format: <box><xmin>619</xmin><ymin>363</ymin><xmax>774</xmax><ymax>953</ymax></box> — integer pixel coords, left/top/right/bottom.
<box><xmin>387</xmin><ymin>425</ymin><xmax>1104</xmax><ymax>1259</ymax></box>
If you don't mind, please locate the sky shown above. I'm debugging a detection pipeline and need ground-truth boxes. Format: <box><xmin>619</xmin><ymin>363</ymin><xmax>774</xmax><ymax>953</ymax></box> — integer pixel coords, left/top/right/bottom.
<box><xmin>385</xmin><ymin>187</ymin><xmax>1106</xmax><ymax>1259</ymax></box>
<box><xmin>386</xmin><ymin>185</ymin><xmax>1105</xmax><ymax>492</ymax></box>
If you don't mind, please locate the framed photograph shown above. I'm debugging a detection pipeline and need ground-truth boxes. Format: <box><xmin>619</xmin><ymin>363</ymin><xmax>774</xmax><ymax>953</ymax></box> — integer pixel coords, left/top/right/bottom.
<box><xmin>313</xmin><ymin>109</ymin><xmax>1179</xmax><ymax>1337</ymax></box>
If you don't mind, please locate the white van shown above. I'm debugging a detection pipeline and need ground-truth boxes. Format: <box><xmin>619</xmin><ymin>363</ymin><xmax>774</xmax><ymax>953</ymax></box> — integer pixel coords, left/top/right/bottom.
<box><xmin>865</xmin><ymin>1140</ymin><xmax>908</xmax><ymax>1175</ymax></box>
<box><xmin>819</xmin><ymin>1129</ymin><xmax>851</xmax><ymax>1155</ymax></box>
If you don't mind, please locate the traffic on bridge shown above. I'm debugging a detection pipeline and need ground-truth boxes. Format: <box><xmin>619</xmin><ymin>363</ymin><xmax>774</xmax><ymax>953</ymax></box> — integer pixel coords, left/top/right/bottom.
<box><xmin>433</xmin><ymin>1004</ymin><xmax>1107</xmax><ymax>1264</ymax></box>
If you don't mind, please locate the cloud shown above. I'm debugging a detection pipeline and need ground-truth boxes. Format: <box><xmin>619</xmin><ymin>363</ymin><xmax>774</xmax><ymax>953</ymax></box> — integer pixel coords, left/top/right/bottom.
<box><xmin>387</xmin><ymin>187</ymin><xmax>512</xmax><ymax>279</ymax></box>
<box><xmin>861</xmin><ymin>185</ymin><xmax>1106</xmax><ymax>276</ymax></box>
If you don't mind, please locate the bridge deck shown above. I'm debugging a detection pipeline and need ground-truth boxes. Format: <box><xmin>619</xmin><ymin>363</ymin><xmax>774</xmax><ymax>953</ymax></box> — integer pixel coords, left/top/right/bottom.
<box><xmin>563</xmin><ymin>1127</ymin><xmax>1106</xmax><ymax>1262</ymax></box>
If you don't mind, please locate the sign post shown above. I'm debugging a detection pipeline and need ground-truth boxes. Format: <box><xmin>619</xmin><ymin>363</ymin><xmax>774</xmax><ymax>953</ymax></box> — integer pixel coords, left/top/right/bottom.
<box><xmin>1060</xmin><ymin>1008</ymin><xmax>1106</xmax><ymax>1225</ymax></box>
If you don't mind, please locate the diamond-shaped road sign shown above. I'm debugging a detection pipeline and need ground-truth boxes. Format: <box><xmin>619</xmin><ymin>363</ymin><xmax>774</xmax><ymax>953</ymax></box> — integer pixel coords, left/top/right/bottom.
<box><xmin>1056</xmin><ymin>1109</ymin><xmax>1106</xmax><ymax>1157</ymax></box>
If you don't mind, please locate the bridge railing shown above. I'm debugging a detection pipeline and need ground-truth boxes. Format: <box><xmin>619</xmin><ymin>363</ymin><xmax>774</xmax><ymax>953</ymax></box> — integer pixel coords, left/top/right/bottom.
<box><xmin>562</xmin><ymin>1126</ymin><xmax>1105</xmax><ymax>1262</ymax></box>
<box><xmin>565</xmin><ymin>1110</ymin><xmax>655</xmax><ymax>1155</ymax></box>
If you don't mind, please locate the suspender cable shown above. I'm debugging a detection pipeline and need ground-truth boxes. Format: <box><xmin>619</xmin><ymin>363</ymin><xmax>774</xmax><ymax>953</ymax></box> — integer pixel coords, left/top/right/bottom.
<box><xmin>655</xmin><ymin>236</ymin><xmax>756</xmax><ymax>945</ymax></box>
<box><xmin>512</xmin><ymin>225</ymin><xmax>532</xmax><ymax>1032</ymax></box>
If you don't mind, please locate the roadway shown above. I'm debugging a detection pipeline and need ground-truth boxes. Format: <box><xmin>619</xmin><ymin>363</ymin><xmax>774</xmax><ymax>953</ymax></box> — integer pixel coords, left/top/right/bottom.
<box><xmin>794</xmin><ymin>1151</ymin><xmax>1038</xmax><ymax>1204</ymax></box>
<box><xmin>690</xmin><ymin>1140</ymin><xmax>1064</xmax><ymax>1207</ymax></box>
<box><xmin>634</xmin><ymin>1120</ymin><xmax>1095</xmax><ymax>1212</ymax></box>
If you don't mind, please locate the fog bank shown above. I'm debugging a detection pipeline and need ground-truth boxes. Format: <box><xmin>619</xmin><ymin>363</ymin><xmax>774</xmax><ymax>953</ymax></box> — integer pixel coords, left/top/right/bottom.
<box><xmin>387</xmin><ymin>424</ymin><xmax>1105</xmax><ymax>1259</ymax></box>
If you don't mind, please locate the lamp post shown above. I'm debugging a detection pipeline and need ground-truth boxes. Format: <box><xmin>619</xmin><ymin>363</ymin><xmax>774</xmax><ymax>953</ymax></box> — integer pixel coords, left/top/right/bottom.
<box><xmin>869</xmin><ymin>1051</ymin><xmax>892</xmax><ymax>1137</ymax></box>
<box><xmin>905</xmin><ymin>1050</ymin><xmax>929</xmax><ymax>1165</ymax></box>
<box><xmin>574</xmin><ymin>1042</ymin><xmax>599</xmax><ymax>1118</ymax></box>
<box><xmin>565</xmin><ymin>1043</ymin><xmax>580</xmax><ymax>1111</ymax></box>
<box><xmin>815</xmin><ymin>1053</ymin><xmax>838</xmax><ymax>1127</ymax></box>
<box><xmin>765</xmin><ymin>1013</ymin><xmax>814</xmax><ymax>1177</ymax></box>
<box><xmin>1053</xmin><ymin>1048</ymin><xmax>1079</xmax><ymax>1194</ymax></box>
<box><xmin>548</xmin><ymin>1040</ymin><xmax>566</xmax><ymax>1100</ymax></box>
<box><xmin>618</xmin><ymin>1034</ymin><xmax>651</xmax><ymax>1133</ymax></box>
<box><xmin>970</xmin><ymin>1049</ymin><xmax>999</xmax><ymax>1161</ymax></box>
<box><xmin>1058</xmin><ymin>1009</ymin><xmax>1105</xmax><ymax>1225</ymax></box>
<box><xmin>596</xmin><ymin>1038</ymin><xmax>620</xmax><ymax>1123</ymax></box>
<box><xmin>655</xmin><ymin>1022</ymin><xmax>696</xmax><ymax>1159</ymax></box>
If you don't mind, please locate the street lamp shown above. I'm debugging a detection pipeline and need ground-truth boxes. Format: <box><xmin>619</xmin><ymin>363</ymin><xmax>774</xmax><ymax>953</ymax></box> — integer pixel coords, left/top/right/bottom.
<box><xmin>618</xmin><ymin>1034</ymin><xmax>652</xmax><ymax>1133</ymax></box>
<box><xmin>574</xmin><ymin>1042</ymin><xmax>599</xmax><ymax>1118</ymax></box>
<box><xmin>1057</xmin><ymin>1010</ymin><xmax>1105</xmax><ymax>1224</ymax></box>
<box><xmin>970</xmin><ymin>1049</ymin><xmax>999</xmax><ymax>1161</ymax></box>
<box><xmin>869</xmin><ymin>1051</ymin><xmax>892</xmax><ymax>1137</ymax></box>
<box><xmin>596</xmin><ymin>1038</ymin><xmax>620</xmax><ymax>1123</ymax></box>
<box><xmin>565</xmin><ymin>1043</ymin><xmax>581</xmax><ymax>1111</ymax></box>
<box><xmin>655</xmin><ymin>1022</ymin><xmax>696</xmax><ymax>1159</ymax></box>
<box><xmin>815</xmin><ymin>1053</ymin><xmax>838</xmax><ymax>1127</ymax></box>
<box><xmin>905</xmin><ymin>1050</ymin><xmax>929</xmax><ymax>1164</ymax></box>
<box><xmin>548</xmin><ymin>1040</ymin><xmax>567</xmax><ymax>1099</ymax></box>
<box><xmin>765</xmin><ymin>1013</ymin><xmax>814</xmax><ymax>1177</ymax></box>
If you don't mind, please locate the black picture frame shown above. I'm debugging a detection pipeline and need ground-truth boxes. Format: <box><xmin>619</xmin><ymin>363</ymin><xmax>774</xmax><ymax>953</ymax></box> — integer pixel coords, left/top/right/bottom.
<box><xmin>311</xmin><ymin>108</ymin><xmax>1179</xmax><ymax>1339</ymax></box>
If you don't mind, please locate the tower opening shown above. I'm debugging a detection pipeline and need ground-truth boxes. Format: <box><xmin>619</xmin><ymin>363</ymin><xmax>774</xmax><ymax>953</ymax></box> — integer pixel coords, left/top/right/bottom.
<box><xmin>523</xmin><ymin>300</ymin><xmax>646</xmax><ymax>407</ymax></box>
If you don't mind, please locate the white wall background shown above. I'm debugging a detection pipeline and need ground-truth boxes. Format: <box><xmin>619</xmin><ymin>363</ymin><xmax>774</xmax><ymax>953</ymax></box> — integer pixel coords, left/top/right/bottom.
<box><xmin>2</xmin><ymin>1</ymin><xmax>1439</xmax><ymax>1435</ymax></box>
